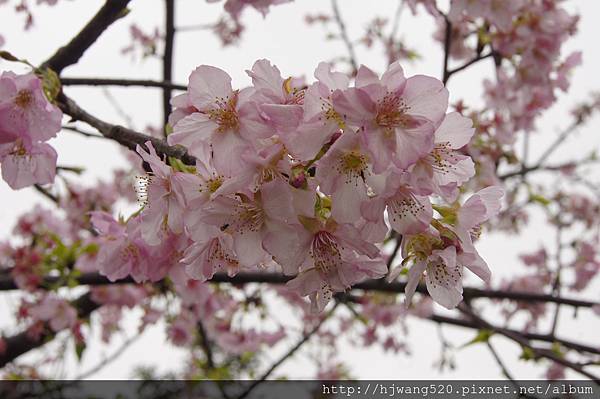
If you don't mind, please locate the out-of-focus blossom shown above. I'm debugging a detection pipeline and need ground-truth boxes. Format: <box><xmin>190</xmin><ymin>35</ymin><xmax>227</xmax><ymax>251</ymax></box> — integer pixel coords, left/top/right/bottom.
<box><xmin>29</xmin><ymin>295</ymin><xmax>77</xmax><ymax>332</ymax></box>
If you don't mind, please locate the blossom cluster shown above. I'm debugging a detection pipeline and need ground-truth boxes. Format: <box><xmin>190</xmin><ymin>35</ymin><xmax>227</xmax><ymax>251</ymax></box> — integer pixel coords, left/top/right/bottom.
<box><xmin>91</xmin><ymin>60</ymin><xmax>503</xmax><ymax>311</ymax></box>
<box><xmin>208</xmin><ymin>0</ymin><xmax>292</xmax><ymax>20</ymax></box>
<box><xmin>0</xmin><ymin>71</ymin><xmax>61</xmax><ymax>189</ymax></box>
<box><xmin>437</xmin><ymin>0</ymin><xmax>580</xmax><ymax>143</ymax></box>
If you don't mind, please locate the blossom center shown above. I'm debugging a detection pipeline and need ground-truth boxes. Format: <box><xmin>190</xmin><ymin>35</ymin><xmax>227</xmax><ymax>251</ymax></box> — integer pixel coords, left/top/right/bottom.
<box><xmin>427</xmin><ymin>259</ymin><xmax>462</xmax><ymax>288</ymax></box>
<box><xmin>205</xmin><ymin>176</ymin><xmax>224</xmax><ymax>193</ymax></box>
<box><xmin>283</xmin><ymin>77</ymin><xmax>305</xmax><ymax>105</ymax></box>
<box><xmin>208</xmin><ymin>238</ymin><xmax>239</xmax><ymax>268</ymax></box>
<box><xmin>229</xmin><ymin>202</ymin><xmax>265</xmax><ymax>234</ymax></box>
<box><xmin>14</xmin><ymin>90</ymin><xmax>33</xmax><ymax>109</ymax></box>
<box><xmin>311</xmin><ymin>231</ymin><xmax>342</xmax><ymax>276</ymax></box>
<box><xmin>121</xmin><ymin>243</ymin><xmax>140</xmax><ymax>262</ymax></box>
<box><xmin>405</xmin><ymin>234</ymin><xmax>439</xmax><ymax>261</ymax></box>
<box><xmin>375</xmin><ymin>93</ymin><xmax>415</xmax><ymax>131</ymax></box>
<box><xmin>208</xmin><ymin>92</ymin><xmax>239</xmax><ymax>133</ymax></box>
<box><xmin>427</xmin><ymin>142</ymin><xmax>458</xmax><ymax>175</ymax></box>
<box><xmin>388</xmin><ymin>192</ymin><xmax>425</xmax><ymax>221</ymax></box>
<box><xmin>320</xmin><ymin>98</ymin><xmax>345</xmax><ymax>129</ymax></box>
<box><xmin>10</xmin><ymin>142</ymin><xmax>28</xmax><ymax>157</ymax></box>
<box><xmin>337</xmin><ymin>151</ymin><xmax>368</xmax><ymax>182</ymax></box>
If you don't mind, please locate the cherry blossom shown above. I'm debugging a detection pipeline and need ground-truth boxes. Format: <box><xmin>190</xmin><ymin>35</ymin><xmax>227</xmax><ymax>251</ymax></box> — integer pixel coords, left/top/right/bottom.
<box><xmin>0</xmin><ymin>71</ymin><xmax>61</xmax><ymax>189</ymax></box>
<box><xmin>0</xmin><ymin>71</ymin><xmax>61</xmax><ymax>143</ymax></box>
<box><xmin>332</xmin><ymin>62</ymin><xmax>448</xmax><ymax>173</ymax></box>
<box><xmin>29</xmin><ymin>295</ymin><xmax>77</xmax><ymax>332</ymax></box>
<box><xmin>0</xmin><ymin>140</ymin><xmax>56</xmax><ymax>189</ymax></box>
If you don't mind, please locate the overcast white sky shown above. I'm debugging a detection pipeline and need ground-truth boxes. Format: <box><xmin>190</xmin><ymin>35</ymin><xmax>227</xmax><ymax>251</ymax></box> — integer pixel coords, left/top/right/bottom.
<box><xmin>0</xmin><ymin>0</ymin><xmax>599</xmax><ymax>380</ymax></box>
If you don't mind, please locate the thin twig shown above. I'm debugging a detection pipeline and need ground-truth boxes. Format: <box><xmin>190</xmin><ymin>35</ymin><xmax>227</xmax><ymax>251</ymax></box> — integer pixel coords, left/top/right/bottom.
<box><xmin>41</xmin><ymin>0</ymin><xmax>131</xmax><ymax>74</ymax></box>
<box><xmin>197</xmin><ymin>320</ymin><xmax>215</xmax><ymax>370</ymax></box>
<box><xmin>62</xmin><ymin>125</ymin><xmax>106</xmax><ymax>139</ymax></box>
<box><xmin>1</xmin><ymin>272</ymin><xmax>599</xmax><ymax>310</ymax></box>
<box><xmin>498</xmin><ymin>157</ymin><xmax>597</xmax><ymax>180</ymax></box>
<box><xmin>0</xmin><ymin>293</ymin><xmax>99</xmax><ymax>367</ymax></box>
<box><xmin>74</xmin><ymin>332</ymin><xmax>143</xmax><ymax>379</ymax></box>
<box><xmin>236</xmin><ymin>303</ymin><xmax>338</xmax><ymax>399</ymax></box>
<box><xmin>331</xmin><ymin>0</ymin><xmax>358</xmax><ymax>76</ymax></box>
<box><xmin>102</xmin><ymin>88</ymin><xmax>135</xmax><ymax>129</ymax></box>
<box><xmin>486</xmin><ymin>341</ymin><xmax>516</xmax><ymax>380</ymax></box>
<box><xmin>430</xmin><ymin>313</ymin><xmax>600</xmax><ymax>357</ymax></box>
<box><xmin>61</xmin><ymin>77</ymin><xmax>186</xmax><ymax>91</ymax></box>
<box><xmin>175</xmin><ymin>23</ymin><xmax>213</xmax><ymax>32</ymax></box>
<box><xmin>550</xmin><ymin>223</ymin><xmax>564</xmax><ymax>336</ymax></box>
<box><xmin>445</xmin><ymin>51</ymin><xmax>494</xmax><ymax>81</ymax></box>
<box><xmin>484</xmin><ymin>340</ymin><xmax>538</xmax><ymax>398</ymax></box>
<box><xmin>162</xmin><ymin>0</ymin><xmax>176</xmax><ymax>134</ymax></box>
<box><xmin>386</xmin><ymin>236</ymin><xmax>402</xmax><ymax>270</ymax></box>
<box><xmin>389</xmin><ymin>0</ymin><xmax>405</xmax><ymax>42</ymax></box>
<box><xmin>458</xmin><ymin>304</ymin><xmax>600</xmax><ymax>382</ymax></box>
<box><xmin>57</xmin><ymin>93</ymin><xmax>196</xmax><ymax>165</ymax></box>
<box><xmin>33</xmin><ymin>184</ymin><xmax>58</xmax><ymax>203</ymax></box>
<box><xmin>441</xmin><ymin>15</ymin><xmax>452</xmax><ymax>84</ymax></box>
<box><xmin>535</xmin><ymin>120</ymin><xmax>581</xmax><ymax>167</ymax></box>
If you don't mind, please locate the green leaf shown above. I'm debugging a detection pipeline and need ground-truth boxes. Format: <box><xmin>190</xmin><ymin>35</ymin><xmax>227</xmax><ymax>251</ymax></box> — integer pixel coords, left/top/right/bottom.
<box><xmin>37</xmin><ymin>68</ymin><xmax>62</xmax><ymax>103</ymax></box>
<box><xmin>551</xmin><ymin>341</ymin><xmax>564</xmax><ymax>358</ymax></box>
<box><xmin>0</xmin><ymin>50</ymin><xmax>20</xmax><ymax>62</ymax></box>
<box><xmin>168</xmin><ymin>157</ymin><xmax>196</xmax><ymax>173</ymax></box>
<box><xmin>460</xmin><ymin>329</ymin><xmax>494</xmax><ymax>348</ymax></box>
<box><xmin>529</xmin><ymin>193</ymin><xmax>551</xmax><ymax>206</ymax></box>
<box><xmin>75</xmin><ymin>341</ymin><xmax>86</xmax><ymax>361</ymax></box>
<box><xmin>519</xmin><ymin>346</ymin><xmax>536</xmax><ymax>361</ymax></box>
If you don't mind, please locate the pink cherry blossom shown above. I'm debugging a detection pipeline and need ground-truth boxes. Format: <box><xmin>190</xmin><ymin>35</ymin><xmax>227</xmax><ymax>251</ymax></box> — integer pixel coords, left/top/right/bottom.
<box><xmin>545</xmin><ymin>362</ymin><xmax>566</xmax><ymax>380</ymax></box>
<box><xmin>315</xmin><ymin>132</ymin><xmax>385</xmax><ymax>224</ymax></box>
<box><xmin>404</xmin><ymin>245</ymin><xmax>463</xmax><ymax>309</ymax></box>
<box><xmin>168</xmin><ymin>65</ymin><xmax>270</xmax><ymax>174</ymax></box>
<box><xmin>332</xmin><ymin>62</ymin><xmax>447</xmax><ymax>173</ymax></box>
<box><xmin>213</xmin><ymin>322</ymin><xmax>286</xmax><ymax>354</ymax></box>
<box><xmin>168</xmin><ymin>311</ymin><xmax>196</xmax><ymax>346</ymax></box>
<box><xmin>284</xmin><ymin>62</ymin><xmax>349</xmax><ymax>161</ymax></box>
<box><xmin>0</xmin><ymin>139</ymin><xmax>57</xmax><ymax>189</ymax></box>
<box><xmin>409</xmin><ymin>112</ymin><xmax>476</xmax><ymax>202</ymax></box>
<box><xmin>90</xmin><ymin>211</ymin><xmax>153</xmax><ymax>282</ymax></box>
<box><xmin>361</xmin><ymin>169</ymin><xmax>433</xmax><ymax>236</ymax></box>
<box><xmin>181</xmin><ymin>226</ymin><xmax>240</xmax><ymax>281</ymax></box>
<box><xmin>449</xmin><ymin>0</ymin><xmax>524</xmax><ymax>32</ymax></box>
<box><xmin>284</xmin><ymin>218</ymin><xmax>386</xmax><ymax>312</ymax></box>
<box><xmin>29</xmin><ymin>295</ymin><xmax>77</xmax><ymax>332</ymax></box>
<box><xmin>136</xmin><ymin>141</ymin><xmax>203</xmax><ymax>245</ymax></box>
<box><xmin>0</xmin><ymin>71</ymin><xmax>61</xmax><ymax>143</ymax></box>
<box><xmin>245</xmin><ymin>59</ymin><xmax>304</xmax><ymax>134</ymax></box>
<box><xmin>212</xmin><ymin>0</ymin><xmax>293</xmax><ymax>19</ymax></box>
<box><xmin>198</xmin><ymin>179</ymin><xmax>298</xmax><ymax>267</ymax></box>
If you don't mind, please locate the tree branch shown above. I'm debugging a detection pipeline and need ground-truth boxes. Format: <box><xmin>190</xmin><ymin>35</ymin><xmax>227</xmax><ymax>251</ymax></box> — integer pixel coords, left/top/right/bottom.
<box><xmin>41</xmin><ymin>0</ymin><xmax>131</xmax><ymax>74</ymax></box>
<box><xmin>2</xmin><ymin>272</ymin><xmax>599</xmax><ymax>309</ymax></box>
<box><xmin>236</xmin><ymin>303</ymin><xmax>338</xmax><ymax>399</ymax></box>
<box><xmin>331</xmin><ymin>0</ymin><xmax>358</xmax><ymax>76</ymax></box>
<box><xmin>458</xmin><ymin>304</ymin><xmax>600</xmax><ymax>382</ymax></box>
<box><xmin>57</xmin><ymin>93</ymin><xmax>196</xmax><ymax>165</ymax></box>
<box><xmin>61</xmin><ymin>77</ymin><xmax>186</xmax><ymax>91</ymax></box>
<box><xmin>162</xmin><ymin>0</ymin><xmax>176</xmax><ymax>134</ymax></box>
<box><xmin>441</xmin><ymin>16</ymin><xmax>452</xmax><ymax>85</ymax></box>
<box><xmin>428</xmin><ymin>313</ymin><xmax>600</xmax><ymax>357</ymax></box>
<box><xmin>0</xmin><ymin>293</ymin><xmax>99</xmax><ymax>368</ymax></box>
<box><xmin>33</xmin><ymin>184</ymin><xmax>58</xmax><ymax>204</ymax></box>
<box><xmin>74</xmin><ymin>332</ymin><xmax>143</xmax><ymax>379</ymax></box>
<box><xmin>445</xmin><ymin>52</ymin><xmax>494</xmax><ymax>81</ymax></box>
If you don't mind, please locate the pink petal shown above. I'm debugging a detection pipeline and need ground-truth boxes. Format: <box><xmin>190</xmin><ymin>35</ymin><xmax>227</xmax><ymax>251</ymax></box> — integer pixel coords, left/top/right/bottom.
<box><xmin>188</xmin><ymin>65</ymin><xmax>233</xmax><ymax>110</ymax></box>
<box><xmin>434</xmin><ymin>112</ymin><xmax>475</xmax><ymax>149</ymax></box>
